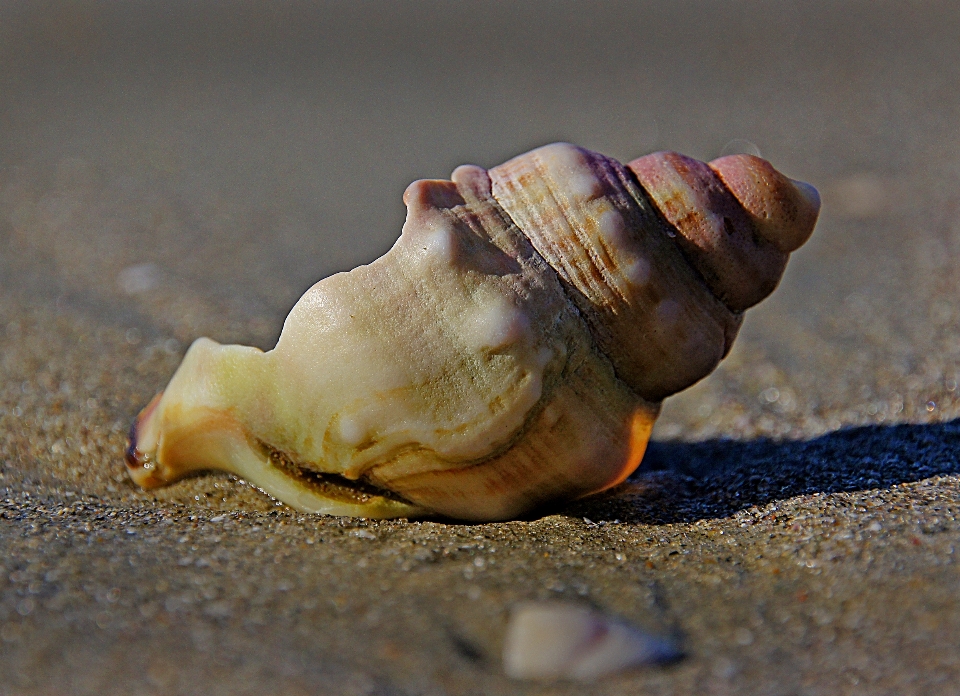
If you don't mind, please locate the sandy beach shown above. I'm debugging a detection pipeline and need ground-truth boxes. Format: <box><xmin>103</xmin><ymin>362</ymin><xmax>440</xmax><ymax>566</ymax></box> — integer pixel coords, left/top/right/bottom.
<box><xmin>3</xmin><ymin>2</ymin><xmax>960</xmax><ymax>693</ymax></box>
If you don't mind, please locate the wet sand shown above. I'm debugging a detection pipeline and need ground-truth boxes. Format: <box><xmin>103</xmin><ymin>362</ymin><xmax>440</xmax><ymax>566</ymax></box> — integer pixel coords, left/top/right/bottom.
<box><xmin>2</xmin><ymin>2</ymin><xmax>960</xmax><ymax>693</ymax></box>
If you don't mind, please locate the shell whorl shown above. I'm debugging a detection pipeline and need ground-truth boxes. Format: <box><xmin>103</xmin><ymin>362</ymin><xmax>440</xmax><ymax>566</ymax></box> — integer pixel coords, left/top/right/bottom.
<box><xmin>487</xmin><ymin>143</ymin><xmax>819</xmax><ymax>402</ymax></box>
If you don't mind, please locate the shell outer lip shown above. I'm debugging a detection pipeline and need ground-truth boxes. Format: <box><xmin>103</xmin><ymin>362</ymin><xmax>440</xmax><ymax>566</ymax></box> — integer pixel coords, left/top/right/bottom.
<box><xmin>124</xmin><ymin>418</ymin><xmax>144</xmax><ymax>470</ymax></box>
<box><xmin>124</xmin><ymin>391</ymin><xmax>164</xmax><ymax>486</ymax></box>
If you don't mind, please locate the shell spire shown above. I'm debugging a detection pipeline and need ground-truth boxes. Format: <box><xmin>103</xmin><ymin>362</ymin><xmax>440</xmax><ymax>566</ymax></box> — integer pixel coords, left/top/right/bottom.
<box><xmin>125</xmin><ymin>142</ymin><xmax>819</xmax><ymax>521</ymax></box>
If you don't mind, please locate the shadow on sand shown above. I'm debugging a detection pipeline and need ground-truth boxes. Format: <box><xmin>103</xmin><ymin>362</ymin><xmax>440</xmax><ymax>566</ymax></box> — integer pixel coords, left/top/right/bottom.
<box><xmin>564</xmin><ymin>419</ymin><xmax>960</xmax><ymax>525</ymax></box>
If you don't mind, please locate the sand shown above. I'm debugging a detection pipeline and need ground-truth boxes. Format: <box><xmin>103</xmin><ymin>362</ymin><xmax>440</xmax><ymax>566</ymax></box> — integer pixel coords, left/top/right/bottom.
<box><xmin>2</xmin><ymin>2</ymin><xmax>960</xmax><ymax>694</ymax></box>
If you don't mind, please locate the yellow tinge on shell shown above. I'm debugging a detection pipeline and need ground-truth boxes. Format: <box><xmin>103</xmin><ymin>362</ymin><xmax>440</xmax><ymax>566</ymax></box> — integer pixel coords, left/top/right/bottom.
<box><xmin>125</xmin><ymin>143</ymin><xmax>819</xmax><ymax>521</ymax></box>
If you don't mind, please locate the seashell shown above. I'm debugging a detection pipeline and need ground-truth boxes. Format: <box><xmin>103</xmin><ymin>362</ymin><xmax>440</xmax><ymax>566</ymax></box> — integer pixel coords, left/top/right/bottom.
<box><xmin>502</xmin><ymin>601</ymin><xmax>681</xmax><ymax>681</ymax></box>
<box><xmin>124</xmin><ymin>142</ymin><xmax>819</xmax><ymax>520</ymax></box>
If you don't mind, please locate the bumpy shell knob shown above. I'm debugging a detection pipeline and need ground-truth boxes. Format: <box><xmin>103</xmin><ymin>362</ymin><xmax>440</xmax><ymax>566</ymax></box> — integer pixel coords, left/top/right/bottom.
<box><xmin>124</xmin><ymin>143</ymin><xmax>819</xmax><ymax>521</ymax></box>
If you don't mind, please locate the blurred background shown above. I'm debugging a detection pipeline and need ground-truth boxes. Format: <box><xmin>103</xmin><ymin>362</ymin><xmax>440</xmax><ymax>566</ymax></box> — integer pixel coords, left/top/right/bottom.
<box><xmin>3</xmin><ymin>1</ymin><xmax>960</xmax><ymax>445</ymax></box>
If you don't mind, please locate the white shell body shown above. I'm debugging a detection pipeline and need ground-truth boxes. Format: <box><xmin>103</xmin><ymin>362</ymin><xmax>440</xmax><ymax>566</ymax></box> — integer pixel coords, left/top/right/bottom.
<box><xmin>125</xmin><ymin>143</ymin><xmax>819</xmax><ymax>520</ymax></box>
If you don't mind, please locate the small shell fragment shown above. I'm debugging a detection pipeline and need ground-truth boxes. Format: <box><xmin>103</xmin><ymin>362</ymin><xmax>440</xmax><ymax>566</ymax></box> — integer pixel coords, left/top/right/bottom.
<box><xmin>502</xmin><ymin>601</ymin><xmax>681</xmax><ymax>681</ymax></box>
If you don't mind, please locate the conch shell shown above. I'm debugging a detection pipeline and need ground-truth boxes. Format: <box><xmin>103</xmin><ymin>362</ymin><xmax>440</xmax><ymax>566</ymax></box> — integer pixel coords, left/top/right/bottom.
<box><xmin>125</xmin><ymin>143</ymin><xmax>819</xmax><ymax>521</ymax></box>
